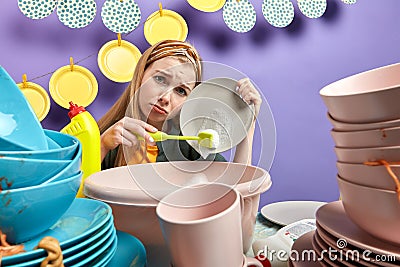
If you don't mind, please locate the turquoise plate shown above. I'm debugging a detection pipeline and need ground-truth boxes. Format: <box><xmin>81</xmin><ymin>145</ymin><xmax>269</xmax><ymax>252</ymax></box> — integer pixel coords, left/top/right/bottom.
<box><xmin>2</xmin><ymin>198</ymin><xmax>112</xmax><ymax>266</ymax></box>
<box><xmin>0</xmin><ymin>66</ymin><xmax>47</xmax><ymax>151</ymax></box>
<box><xmin>73</xmin><ymin>227</ymin><xmax>117</xmax><ymax>267</ymax></box>
<box><xmin>93</xmin><ymin>232</ymin><xmax>118</xmax><ymax>267</ymax></box>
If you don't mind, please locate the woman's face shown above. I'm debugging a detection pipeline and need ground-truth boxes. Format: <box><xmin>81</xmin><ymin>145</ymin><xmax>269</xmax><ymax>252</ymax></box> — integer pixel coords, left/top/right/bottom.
<box><xmin>138</xmin><ymin>56</ymin><xmax>197</xmax><ymax>129</ymax></box>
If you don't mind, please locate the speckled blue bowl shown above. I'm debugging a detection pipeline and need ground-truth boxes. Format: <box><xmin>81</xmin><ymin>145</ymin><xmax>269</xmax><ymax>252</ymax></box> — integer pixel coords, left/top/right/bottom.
<box><xmin>0</xmin><ymin>129</ymin><xmax>79</xmax><ymax>160</ymax></box>
<box><xmin>0</xmin><ymin>171</ymin><xmax>82</xmax><ymax>244</ymax></box>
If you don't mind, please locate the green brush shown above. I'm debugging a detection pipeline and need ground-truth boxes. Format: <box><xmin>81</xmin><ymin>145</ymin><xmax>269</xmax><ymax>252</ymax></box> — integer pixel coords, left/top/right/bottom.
<box><xmin>138</xmin><ymin>129</ymin><xmax>219</xmax><ymax>149</ymax></box>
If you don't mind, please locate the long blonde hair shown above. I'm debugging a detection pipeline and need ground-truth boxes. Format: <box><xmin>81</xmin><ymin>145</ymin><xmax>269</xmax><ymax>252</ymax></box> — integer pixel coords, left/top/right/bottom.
<box><xmin>98</xmin><ymin>40</ymin><xmax>202</xmax><ymax>167</ymax></box>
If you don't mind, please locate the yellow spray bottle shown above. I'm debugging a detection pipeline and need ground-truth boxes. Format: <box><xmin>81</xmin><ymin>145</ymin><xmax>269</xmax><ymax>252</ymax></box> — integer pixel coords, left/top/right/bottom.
<box><xmin>61</xmin><ymin>101</ymin><xmax>101</xmax><ymax>198</ymax></box>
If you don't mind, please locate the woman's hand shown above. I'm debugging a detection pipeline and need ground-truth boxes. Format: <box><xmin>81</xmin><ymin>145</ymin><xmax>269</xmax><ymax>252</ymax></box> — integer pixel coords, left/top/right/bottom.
<box><xmin>237</xmin><ymin>78</ymin><xmax>262</xmax><ymax>118</ymax></box>
<box><xmin>100</xmin><ymin>117</ymin><xmax>157</xmax><ymax>159</ymax></box>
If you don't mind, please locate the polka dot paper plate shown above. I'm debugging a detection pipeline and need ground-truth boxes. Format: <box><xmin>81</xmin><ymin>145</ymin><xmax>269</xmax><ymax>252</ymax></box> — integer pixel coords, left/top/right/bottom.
<box><xmin>49</xmin><ymin>65</ymin><xmax>98</xmax><ymax>109</ymax></box>
<box><xmin>57</xmin><ymin>0</ymin><xmax>97</xmax><ymax>28</ymax></box>
<box><xmin>101</xmin><ymin>0</ymin><xmax>141</xmax><ymax>34</ymax></box>
<box><xmin>17</xmin><ymin>81</ymin><xmax>50</xmax><ymax>121</ymax></box>
<box><xmin>262</xmin><ymin>0</ymin><xmax>294</xmax><ymax>28</ymax></box>
<box><xmin>98</xmin><ymin>39</ymin><xmax>142</xmax><ymax>83</ymax></box>
<box><xmin>187</xmin><ymin>0</ymin><xmax>226</xmax><ymax>12</ymax></box>
<box><xmin>144</xmin><ymin>9</ymin><xmax>188</xmax><ymax>45</ymax></box>
<box><xmin>223</xmin><ymin>0</ymin><xmax>256</xmax><ymax>33</ymax></box>
<box><xmin>297</xmin><ymin>0</ymin><xmax>327</xmax><ymax>19</ymax></box>
<box><xmin>18</xmin><ymin>0</ymin><xmax>57</xmax><ymax>19</ymax></box>
<box><xmin>341</xmin><ymin>0</ymin><xmax>357</xmax><ymax>4</ymax></box>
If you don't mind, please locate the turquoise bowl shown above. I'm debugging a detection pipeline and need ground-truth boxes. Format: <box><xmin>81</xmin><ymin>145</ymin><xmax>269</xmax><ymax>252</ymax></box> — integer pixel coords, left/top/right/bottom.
<box><xmin>0</xmin><ymin>171</ymin><xmax>82</xmax><ymax>244</ymax></box>
<box><xmin>0</xmin><ymin>129</ymin><xmax>79</xmax><ymax>160</ymax></box>
<box><xmin>0</xmin><ymin>140</ymin><xmax>82</xmax><ymax>190</ymax></box>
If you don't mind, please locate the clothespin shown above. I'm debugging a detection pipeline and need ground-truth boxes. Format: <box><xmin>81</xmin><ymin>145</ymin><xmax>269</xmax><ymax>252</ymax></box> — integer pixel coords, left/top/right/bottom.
<box><xmin>118</xmin><ymin>33</ymin><xmax>122</xmax><ymax>46</ymax></box>
<box><xmin>70</xmin><ymin>57</ymin><xmax>74</xmax><ymax>72</ymax></box>
<box><xmin>22</xmin><ymin>74</ymin><xmax>28</xmax><ymax>88</ymax></box>
<box><xmin>159</xmin><ymin>2</ymin><xmax>163</xmax><ymax>16</ymax></box>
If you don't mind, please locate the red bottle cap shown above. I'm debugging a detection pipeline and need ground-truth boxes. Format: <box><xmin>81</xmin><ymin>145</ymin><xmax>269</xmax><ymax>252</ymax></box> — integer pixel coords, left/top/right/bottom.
<box><xmin>67</xmin><ymin>101</ymin><xmax>86</xmax><ymax>119</ymax></box>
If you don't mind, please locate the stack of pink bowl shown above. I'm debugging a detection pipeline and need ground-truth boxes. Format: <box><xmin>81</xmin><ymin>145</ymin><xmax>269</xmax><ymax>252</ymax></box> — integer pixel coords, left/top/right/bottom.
<box><xmin>289</xmin><ymin>63</ymin><xmax>400</xmax><ymax>266</ymax></box>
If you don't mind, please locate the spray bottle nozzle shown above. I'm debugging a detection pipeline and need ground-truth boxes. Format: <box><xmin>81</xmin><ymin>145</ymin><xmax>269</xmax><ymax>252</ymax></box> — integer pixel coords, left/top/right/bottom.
<box><xmin>67</xmin><ymin>101</ymin><xmax>86</xmax><ymax>119</ymax></box>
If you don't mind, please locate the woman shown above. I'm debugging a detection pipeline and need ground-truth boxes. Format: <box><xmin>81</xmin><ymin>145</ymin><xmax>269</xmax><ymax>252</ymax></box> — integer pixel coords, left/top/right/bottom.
<box><xmin>98</xmin><ymin>40</ymin><xmax>261</xmax><ymax>169</ymax></box>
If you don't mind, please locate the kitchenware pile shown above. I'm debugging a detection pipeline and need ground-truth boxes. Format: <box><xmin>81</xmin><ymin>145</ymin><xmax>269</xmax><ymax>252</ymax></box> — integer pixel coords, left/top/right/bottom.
<box><xmin>290</xmin><ymin>63</ymin><xmax>400</xmax><ymax>266</ymax></box>
<box><xmin>84</xmin><ymin>161</ymin><xmax>272</xmax><ymax>266</ymax></box>
<box><xmin>0</xmin><ymin>66</ymin><xmax>147</xmax><ymax>266</ymax></box>
<box><xmin>1</xmin><ymin>198</ymin><xmax>123</xmax><ymax>267</ymax></box>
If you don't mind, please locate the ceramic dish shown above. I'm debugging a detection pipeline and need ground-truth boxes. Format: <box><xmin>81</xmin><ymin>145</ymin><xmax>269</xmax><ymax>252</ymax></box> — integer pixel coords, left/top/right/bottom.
<box><xmin>315</xmin><ymin>227</ymin><xmax>390</xmax><ymax>267</ymax></box>
<box><xmin>180</xmin><ymin>77</ymin><xmax>254</xmax><ymax>155</ymax></box>
<box><xmin>2</xmin><ymin>198</ymin><xmax>112</xmax><ymax>265</ymax></box>
<box><xmin>97</xmin><ymin>39</ymin><xmax>142</xmax><ymax>83</ymax></box>
<box><xmin>315</xmin><ymin>201</ymin><xmax>400</xmax><ymax>260</ymax></box>
<box><xmin>187</xmin><ymin>0</ymin><xmax>226</xmax><ymax>12</ymax></box>
<box><xmin>0</xmin><ymin>157</ymin><xmax>72</xmax><ymax>190</ymax></box>
<box><xmin>90</xmin><ymin>235</ymin><xmax>118</xmax><ymax>267</ymax></box>
<box><xmin>10</xmin><ymin>221</ymin><xmax>115</xmax><ymax>267</ymax></box>
<box><xmin>336</xmin><ymin>161</ymin><xmax>399</xmax><ymax>191</ymax></box>
<box><xmin>0</xmin><ymin>66</ymin><xmax>47</xmax><ymax>150</ymax></box>
<box><xmin>337</xmin><ymin>176</ymin><xmax>400</xmax><ymax>245</ymax></box>
<box><xmin>312</xmin><ymin>233</ymin><xmax>344</xmax><ymax>267</ymax></box>
<box><xmin>144</xmin><ymin>9</ymin><xmax>188</xmax><ymax>45</ymax></box>
<box><xmin>334</xmin><ymin>145</ymin><xmax>400</xmax><ymax>164</ymax></box>
<box><xmin>0</xmin><ymin>172</ymin><xmax>82</xmax><ymax>244</ymax></box>
<box><xmin>331</xmin><ymin>126</ymin><xmax>400</xmax><ymax>148</ymax></box>
<box><xmin>49</xmin><ymin>64</ymin><xmax>98</xmax><ymax>109</ymax></box>
<box><xmin>327</xmin><ymin>113</ymin><xmax>400</xmax><ymax>132</ymax></box>
<box><xmin>260</xmin><ymin>201</ymin><xmax>326</xmax><ymax>226</ymax></box>
<box><xmin>290</xmin><ymin>231</ymin><xmax>321</xmax><ymax>267</ymax></box>
<box><xmin>320</xmin><ymin>63</ymin><xmax>400</xmax><ymax>123</ymax></box>
<box><xmin>223</xmin><ymin>0</ymin><xmax>256</xmax><ymax>33</ymax></box>
<box><xmin>84</xmin><ymin>161</ymin><xmax>272</xmax><ymax>264</ymax></box>
<box><xmin>17</xmin><ymin>81</ymin><xmax>50</xmax><ymax>121</ymax></box>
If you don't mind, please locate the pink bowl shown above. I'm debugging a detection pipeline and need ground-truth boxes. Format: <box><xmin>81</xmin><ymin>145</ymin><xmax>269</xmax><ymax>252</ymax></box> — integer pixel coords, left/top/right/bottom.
<box><xmin>327</xmin><ymin>113</ymin><xmax>400</xmax><ymax>132</ymax></box>
<box><xmin>337</xmin><ymin>175</ymin><xmax>400</xmax><ymax>245</ymax></box>
<box><xmin>334</xmin><ymin>145</ymin><xmax>400</xmax><ymax>164</ymax></box>
<box><xmin>336</xmin><ymin>162</ymin><xmax>399</xmax><ymax>191</ymax></box>
<box><xmin>331</xmin><ymin>126</ymin><xmax>400</xmax><ymax>148</ymax></box>
<box><xmin>320</xmin><ymin>63</ymin><xmax>400</xmax><ymax>123</ymax></box>
<box><xmin>84</xmin><ymin>161</ymin><xmax>272</xmax><ymax>266</ymax></box>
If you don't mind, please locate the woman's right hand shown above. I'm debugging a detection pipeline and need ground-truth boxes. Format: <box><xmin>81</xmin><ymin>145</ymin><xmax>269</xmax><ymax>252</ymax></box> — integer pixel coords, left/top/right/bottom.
<box><xmin>100</xmin><ymin>117</ymin><xmax>158</xmax><ymax>159</ymax></box>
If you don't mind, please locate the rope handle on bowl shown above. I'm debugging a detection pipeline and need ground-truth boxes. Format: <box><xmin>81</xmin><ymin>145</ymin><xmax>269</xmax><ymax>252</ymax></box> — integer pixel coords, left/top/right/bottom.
<box><xmin>35</xmin><ymin>236</ymin><xmax>64</xmax><ymax>267</ymax></box>
<box><xmin>364</xmin><ymin>160</ymin><xmax>400</xmax><ymax>202</ymax></box>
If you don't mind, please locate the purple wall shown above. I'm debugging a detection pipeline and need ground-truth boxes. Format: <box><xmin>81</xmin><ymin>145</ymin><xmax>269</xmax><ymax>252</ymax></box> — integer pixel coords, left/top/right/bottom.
<box><xmin>1</xmin><ymin>0</ymin><xmax>399</xmax><ymax>207</ymax></box>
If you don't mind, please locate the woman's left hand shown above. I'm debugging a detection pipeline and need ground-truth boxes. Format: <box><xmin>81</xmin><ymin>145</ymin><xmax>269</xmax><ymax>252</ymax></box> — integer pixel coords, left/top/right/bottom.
<box><xmin>237</xmin><ymin>78</ymin><xmax>262</xmax><ymax>119</ymax></box>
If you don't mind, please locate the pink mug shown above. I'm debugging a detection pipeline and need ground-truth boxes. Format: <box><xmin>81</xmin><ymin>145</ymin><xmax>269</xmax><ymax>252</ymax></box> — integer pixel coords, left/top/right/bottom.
<box><xmin>156</xmin><ymin>183</ymin><xmax>263</xmax><ymax>267</ymax></box>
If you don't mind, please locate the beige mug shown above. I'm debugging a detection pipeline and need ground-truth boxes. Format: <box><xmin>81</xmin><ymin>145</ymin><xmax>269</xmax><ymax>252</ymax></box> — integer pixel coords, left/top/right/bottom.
<box><xmin>156</xmin><ymin>183</ymin><xmax>262</xmax><ymax>267</ymax></box>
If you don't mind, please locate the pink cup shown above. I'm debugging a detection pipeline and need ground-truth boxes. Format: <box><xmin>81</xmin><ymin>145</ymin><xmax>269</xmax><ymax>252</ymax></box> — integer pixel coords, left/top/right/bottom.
<box><xmin>157</xmin><ymin>183</ymin><xmax>262</xmax><ymax>267</ymax></box>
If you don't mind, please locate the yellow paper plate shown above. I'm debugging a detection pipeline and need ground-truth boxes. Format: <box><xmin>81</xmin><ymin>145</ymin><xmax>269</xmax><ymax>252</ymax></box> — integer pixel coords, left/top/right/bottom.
<box><xmin>187</xmin><ymin>0</ymin><xmax>226</xmax><ymax>12</ymax></box>
<box><xmin>17</xmin><ymin>82</ymin><xmax>50</xmax><ymax>121</ymax></box>
<box><xmin>49</xmin><ymin>65</ymin><xmax>98</xmax><ymax>109</ymax></box>
<box><xmin>144</xmin><ymin>9</ymin><xmax>188</xmax><ymax>45</ymax></box>
<box><xmin>98</xmin><ymin>40</ymin><xmax>142</xmax><ymax>83</ymax></box>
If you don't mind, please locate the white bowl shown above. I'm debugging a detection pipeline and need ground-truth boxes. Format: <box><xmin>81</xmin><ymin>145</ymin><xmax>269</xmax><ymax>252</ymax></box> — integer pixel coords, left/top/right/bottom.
<box><xmin>320</xmin><ymin>63</ymin><xmax>400</xmax><ymax>123</ymax></box>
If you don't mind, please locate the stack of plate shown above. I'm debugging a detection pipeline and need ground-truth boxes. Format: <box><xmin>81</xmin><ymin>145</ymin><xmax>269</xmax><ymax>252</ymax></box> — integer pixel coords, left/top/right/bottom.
<box><xmin>290</xmin><ymin>201</ymin><xmax>400</xmax><ymax>266</ymax></box>
<box><xmin>2</xmin><ymin>198</ymin><xmax>117</xmax><ymax>267</ymax></box>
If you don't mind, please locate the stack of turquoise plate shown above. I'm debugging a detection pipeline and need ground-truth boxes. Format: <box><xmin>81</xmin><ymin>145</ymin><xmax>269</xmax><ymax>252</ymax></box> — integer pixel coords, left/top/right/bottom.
<box><xmin>2</xmin><ymin>199</ymin><xmax>117</xmax><ymax>267</ymax></box>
